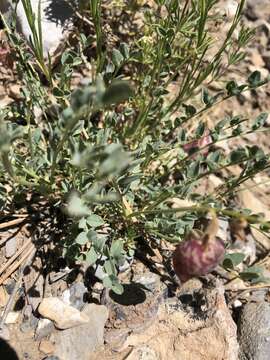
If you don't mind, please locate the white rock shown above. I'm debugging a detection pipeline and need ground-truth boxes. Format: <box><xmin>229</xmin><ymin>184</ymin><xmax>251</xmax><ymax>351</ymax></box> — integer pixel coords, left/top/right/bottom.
<box><xmin>1</xmin><ymin>0</ymin><xmax>73</xmax><ymax>56</ymax></box>
<box><xmin>38</xmin><ymin>297</ymin><xmax>89</xmax><ymax>330</ymax></box>
<box><xmin>233</xmin><ymin>300</ymin><xmax>242</xmax><ymax>309</ymax></box>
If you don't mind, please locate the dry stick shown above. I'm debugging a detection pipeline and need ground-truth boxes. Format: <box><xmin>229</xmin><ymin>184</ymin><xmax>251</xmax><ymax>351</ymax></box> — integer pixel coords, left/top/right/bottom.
<box><xmin>2</xmin><ymin>213</ymin><xmax>28</xmax><ymax>219</ymax></box>
<box><xmin>0</xmin><ymin>247</ymin><xmax>36</xmax><ymax>329</ymax></box>
<box><xmin>0</xmin><ymin>238</ymin><xmax>33</xmax><ymax>277</ymax></box>
<box><xmin>226</xmin><ymin>283</ymin><xmax>270</xmax><ymax>292</ymax></box>
<box><xmin>0</xmin><ymin>245</ymin><xmax>35</xmax><ymax>286</ymax></box>
<box><xmin>0</xmin><ymin>217</ymin><xmax>27</xmax><ymax>230</ymax></box>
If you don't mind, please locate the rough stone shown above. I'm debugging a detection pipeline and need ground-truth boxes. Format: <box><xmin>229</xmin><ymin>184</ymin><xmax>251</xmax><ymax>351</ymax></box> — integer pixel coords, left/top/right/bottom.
<box><xmin>35</xmin><ymin>318</ymin><xmax>54</xmax><ymax>340</ymax></box>
<box><xmin>238</xmin><ymin>301</ymin><xmax>270</xmax><ymax>360</ymax></box>
<box><xmin>38</xmin><ymin>297</ymin><xmax>89</xmax><ymax>330</ymax></box>
<box><xmin>52</xmin><ymin>303</ymin><xmax>108</xmax><ymax>360</ymax></box>
<box><xmin>105</xmin><ymin>282</ymin><xmax>239</xmax><ymax>360</ymax></box>
<box><xmin>20</xmin><ymin>310</ymin><xmax>39</xmax><ymax>333</ymax></box>
<box><xmin>5</xmin><ymin>236</ymin><xmax>17</xmax><ymax>258</ymax></box>
<box><xmin>39</xmin><ymin>340</ymin><xmax>55</xmax><ymax>355</ymax></box>
<box><xmin>69</xmin><ymin>282</ymin><xmax>88</xmax><ymax>310</ymax></box>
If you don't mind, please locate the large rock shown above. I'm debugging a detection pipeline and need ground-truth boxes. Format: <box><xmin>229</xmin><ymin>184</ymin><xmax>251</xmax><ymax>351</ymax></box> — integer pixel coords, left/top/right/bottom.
<box><xmin>51</xmin><ymin>303</ymin><xmax>108</xmax><ymax>360</ymax></box>
<box><xmin>38</xmin><ymin>297</ymin><xmax>89</xmax><ymax>330</ymax></box>
<box><xmin>238</xmin><ymin>301</ymin><xmax>270</xmax><ymax>360</ymax></box>
<box><xmin>0</xmin><ymin>0</ymin><xmax>73</xmax><ymax>55</ymax></box>
<box><xmin>96</xmin><ymin>281</ymin><xmax>239</xmax><ymax>360</ymax></box>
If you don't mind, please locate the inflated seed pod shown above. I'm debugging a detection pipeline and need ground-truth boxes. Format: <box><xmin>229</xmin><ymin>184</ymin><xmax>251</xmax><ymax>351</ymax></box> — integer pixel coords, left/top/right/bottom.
<box><xmin>173</xmin><ymin>213</ymin><xmax>225</xmax><ymax>283</ymax></box>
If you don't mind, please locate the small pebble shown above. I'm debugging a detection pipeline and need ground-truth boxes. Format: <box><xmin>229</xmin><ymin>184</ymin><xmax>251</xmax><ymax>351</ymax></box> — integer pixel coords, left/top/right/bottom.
<box><xmin>69</xmin><ymin>282</ymin><xmax>88</xmax><ymax>310</ymax></box>
<box><xmin>5</xmin><ymin>279</ymin><xmax>16</xmax><ymax>295</ymax></box>
<box><xmin>4</xmin><ymin>311</ymin><xmax>19</xmax><ymax>324</ymax></box>
<box><xmin>20</xmin><ymin>308</ymin><xmax>39</xmax><ymax>333</ymax></box>
<box><xmin>233</xmin><ymin>300</ymin><xmax>242</xmax><ymax>309</ymax></box>
<box><xmin>39</xmin><ymin>340</ymin><xmax>55</xmax><ymax>355</ymax></box>
<box><xmin>35</xmin><ymin>318</ymin><xmax>54</xmax><ymax>340</ymax></box>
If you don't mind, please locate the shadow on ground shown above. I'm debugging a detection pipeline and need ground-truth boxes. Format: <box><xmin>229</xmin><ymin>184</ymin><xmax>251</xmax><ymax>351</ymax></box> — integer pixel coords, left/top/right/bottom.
<box><xmin>0</xmin><ymin>338</ymin><xmax>19</xmax><ymax>360</ymax></box>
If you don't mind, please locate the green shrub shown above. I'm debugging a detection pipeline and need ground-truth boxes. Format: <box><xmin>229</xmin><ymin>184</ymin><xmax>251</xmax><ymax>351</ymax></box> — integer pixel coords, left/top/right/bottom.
<box><xmin>0</xmin><ymin>0</ymin><xmax>269</xmax><ymax>293</ymax></box>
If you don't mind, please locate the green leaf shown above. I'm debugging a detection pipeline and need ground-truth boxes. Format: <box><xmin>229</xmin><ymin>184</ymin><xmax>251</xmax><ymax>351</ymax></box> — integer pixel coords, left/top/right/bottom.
<box><xmin>153</xmin><ymin>87</ymin><xmax>169</xmax><ymax>96</ymax></box>
<box><xmin>112</xmin><ymin>49</ymin><xmax>124</xmax><ymax>68</ymax></box>
<box><xmin>99</xmin><ymin>144</ymin><xmax>131</xmax><ymax>177</ymax></box>
<box><xmin>110</xmin><ymin>240</ymin><xmax>125</xmax><ymax>265</ymax></box>
<box><xmin>187</xmin><ymin>160</ymin><xmax>201</xmax><ymax>178</ymax></box>
<box><xmin>103</xmin><ymin>275</ymin><xmax>124</xmax><ymax>294</ymax></box>
<box><xmin>67</xmin><ymin>194</ymin><xmax>90</xmax><ymax>218</ymax></box>
<box><xmin>248</xmin><ymin>70</ymin><xmax>261</xmax><ymax>87</ymax></box>
<box><xmin>260</xmin><ymin>222</ymin><xmax>270</xmax><ymax>232</ymax></box>
<box><xmin>78</xmin><ymin>217</ymin><xmax>87</xmax><ymax>230</ymax></box>
<box><xmin>102</xmin><ymin>275</ymin><xmax>112</xmax><ymax>288</ymax></box>
<box><xmin>223</xmin><ymin>252</ymin><xmax>245</xmax><ymax>270</ymax></box>
<box><xmin>240</xmin><ymin>266</ymin><xmax>263</xmax><ymax>281</ymax></box>
<box><xmin>92</xmin><ymin>233</ymin><xmax>107</xmax><ymax>253</ymax></box>
<box><xmin>102</xmin><ymin>81</ymin><xmax>133</xmax><ymax>106</ymax></box>
<box><xmin>111</xmin><ymin>281</ymin><xmax>124</xmax><ymax>295</ymax></box>
<box><xmin>252</xmin><ymin>112</ymin><xmax>268</xmax><ymax>130</ymax></box>
<box><xmin>85</xmin><ymin>247</ymin><xmax>99</xmax><ymax>265</ymax></box>
<box><xmin>183</xmin><ymin>104</ymin><xmax>197</xmax><ymax>117</ymax></box>
<box><xmin>195</xmin><ymin>122</ymin><xmax>205</xmax><ymax>137</ymax></box>
<box><xmin>229</xmin><ymin>148</ymin><xmax>247</xmax><ymax>163</ymax></box>
<box><xmin>75</xmin><ymin>231</ymin><xmax>88</xmax><ymax>245</ymax></box>
<box><xmin>86</xmin><ymin>214</ymin><xmax>105</xmax><ymax>228</ymax></box>
<box><xmin>104</xmin><ymin>260</ymin><xmax>116</xmax><ymax>276</ymax></box>
<box><xmin>202</xmin><ymin>88</ymin><xmax>212</xmax><ymax>106</ymax></box>
<box><xmin>226</xmin><ymin>80</ymin><xmax>245</xmax><ymax>96</ymax></box>
<box><xmin>119</xmin><ymin>43</ymin><xmax>130</xmax><ymax>59</ymax></box>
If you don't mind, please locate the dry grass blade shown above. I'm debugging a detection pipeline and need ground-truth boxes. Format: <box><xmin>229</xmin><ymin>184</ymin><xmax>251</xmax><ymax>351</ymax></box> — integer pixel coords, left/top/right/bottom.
<box><xmin>0</xmin><ymin>247</ymin><xmax>36</xmax><ymax>329</ymax></box>
<box><xmin>0</xmin><ymin>238</ymin><xmax>32</xmax><ymax>277</ymax></box>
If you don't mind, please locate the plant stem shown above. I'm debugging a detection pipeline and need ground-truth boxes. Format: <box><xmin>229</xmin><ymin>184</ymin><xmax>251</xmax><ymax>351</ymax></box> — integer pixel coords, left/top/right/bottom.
<box><xmin>129</xmin><ymin>205</ymin><xmax>270</xmax><ymax>228</ymax></box>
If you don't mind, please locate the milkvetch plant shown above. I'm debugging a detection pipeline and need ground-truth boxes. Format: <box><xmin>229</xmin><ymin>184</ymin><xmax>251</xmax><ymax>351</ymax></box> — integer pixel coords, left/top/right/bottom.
<box><xmin>0</xmin><ymin>0</ymin><xmax>270</xmax><ymax>293</ymax></box>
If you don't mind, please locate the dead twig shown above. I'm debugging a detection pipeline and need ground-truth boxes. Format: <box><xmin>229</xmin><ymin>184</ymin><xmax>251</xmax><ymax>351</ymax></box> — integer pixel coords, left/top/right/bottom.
<box><xmin>0</xmin><ymin>217</ymin><xmax>27</xmax><ymax>230</ymax></box>
<box><xmin>0</xmin><ymin>244</ymin><xmax>35</xmax><ymax>286</ymax></box>
<box><xmin>0</xmin><ymin>238</ymin><xmax>33</xmax><ymax>277</ymax></box>
<box><xmin>0</xmin><ymin>247</ymin><xmax>36</xmax><ymax>329</ymax></box>
<box><xmin>226</xmin><ymin>283</ymin><xmax>270</xmax><ymax>292</ymax></box>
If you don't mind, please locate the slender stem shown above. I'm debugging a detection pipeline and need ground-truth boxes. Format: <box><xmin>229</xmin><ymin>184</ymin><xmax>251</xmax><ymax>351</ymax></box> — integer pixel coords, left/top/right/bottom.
<box><xmin>89</xmin><ymin>0</ymin><xmax>104</xmax><ymax>74</ymax></box>
<box><xmin>128</xmin><ymin>204</ymin><xmax>270</xmax><ymax>228</ymax></box>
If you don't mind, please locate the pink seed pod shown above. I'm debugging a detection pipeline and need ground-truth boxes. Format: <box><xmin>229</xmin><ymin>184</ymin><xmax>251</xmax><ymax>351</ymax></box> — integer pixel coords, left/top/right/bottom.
<box><xmin>182</xmin><ymin>132</ymin><xmax>212</xmax><ymax>158</ymax></box>
<box><xmin>173</xmin><ymin>230</ymin><xmax>225</xmax><ymax>283</ymax></box>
